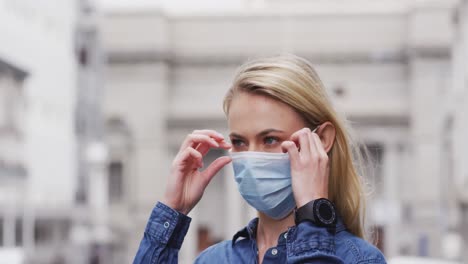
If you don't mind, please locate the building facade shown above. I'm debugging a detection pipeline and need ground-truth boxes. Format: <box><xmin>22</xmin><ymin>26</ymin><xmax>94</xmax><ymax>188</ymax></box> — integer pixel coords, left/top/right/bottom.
<box><xmin>100</xmin><ymin>0</ymin><xmax>467</xmax><ymax>263</ymax></box>
<box><xmin>5</xmin><ymin>0</ymin><xmax>467</xmax><ymax>263</ymax></box>
<box><xmin>0</xmin><ymin>0</ymin><xmax>105</xmax><ymax>263</ymax></box>
<box><xmin>449</xmin><ymin>0</ymin><xmax>468</xmax><ymax>261</ymax></box>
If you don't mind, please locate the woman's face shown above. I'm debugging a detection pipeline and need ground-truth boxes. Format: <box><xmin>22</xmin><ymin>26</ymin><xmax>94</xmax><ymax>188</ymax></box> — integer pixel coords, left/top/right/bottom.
<box><xmin>228</xmin><ymin>92</ymin><xmax>307</xmax><ymax>153</ymax></box>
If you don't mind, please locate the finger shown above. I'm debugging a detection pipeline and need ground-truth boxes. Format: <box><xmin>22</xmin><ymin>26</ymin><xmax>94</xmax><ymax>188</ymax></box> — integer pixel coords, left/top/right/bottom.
<box><xmin>309</xmin><ymin>133</ymin><xmax>329</xmax><ymax>170</ymax></box>
<box><xmin>195</xmin><ymin>139</ymin><xmax>232</xmax><ymax>157</ymax></box>
<box><xmin>309</xmin><ymin>132</ymin><xmax>327</xmax><ymax>157</ymax></box>
<box><xmin>195</xmin><ymin>143</ymin><xmax>211</xmax><ymax>157</ymax></box>
<box><xmin>281</xmin><ymin>141</ymin><xmax>299</xmax><ymax>166</ymax></box>
<box><xmin>308</xmin><ymin>131</ymin><xmax>319</xmax><ymax>159</ymax></box>
<box><xmin>218</xmin><ymin>139</ymin><xmax>232</xmax><ymax>149</ymax></box>
<box><xmin>192</xmin><ymin>129</ymin><xmax>225</xmax><ymax>141</ymax></box>
<box><xmin>203</xmin><ymin>132</ymin><xmax>232</xmax><ymax>150</ymax></box>
<box><xmin>180</xmin><ymin>134</ymin><xmax>219</xmax><ymax>152</ymax></box>
<box><xmin>291</xmin><ymin>128</ymin><xmax>311</xmax><ymax>159</ymax></box>
<box><xmin>201</xmin><ymin>156</ymin><xmax>232</xmax><ymax>184</ymax></box>
<box><xmin>177</xmin><ymin>147</ymin><xmax>203</xmax><ymax>168</ymax></box>
<box><xmin>290</xmin><ymin>129</ymin><xmax>302</xmax><ymax>145</ymax></box>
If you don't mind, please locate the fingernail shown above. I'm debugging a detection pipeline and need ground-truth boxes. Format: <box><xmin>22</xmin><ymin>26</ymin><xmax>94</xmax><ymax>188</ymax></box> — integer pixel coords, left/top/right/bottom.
<box><xmin>216</xmin><ymin>132</ymin><xmax>224</xmax><ymax>138</ymax></box>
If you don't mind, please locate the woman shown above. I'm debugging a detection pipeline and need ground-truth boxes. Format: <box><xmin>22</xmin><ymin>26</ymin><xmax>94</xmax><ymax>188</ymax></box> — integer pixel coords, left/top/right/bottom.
<box><xmin>133</xmin><ymin>55</ymin><xmax>386</xmax><ymax>263</ymax></box>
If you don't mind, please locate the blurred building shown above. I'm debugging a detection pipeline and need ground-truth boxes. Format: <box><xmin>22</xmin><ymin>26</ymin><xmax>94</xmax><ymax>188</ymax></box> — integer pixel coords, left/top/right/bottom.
<box><xmin>450</xmin><ymin>0</ymin><xmax>468</xmax><ymax>261</ymax></box>
<box><xmin>0</xmin><ymin>0</ymin><xmax>106</xmax><ymax>263</ymax></box>
<box><xmin>100</xmin><ymin>0</ymin><xmax>468</xmax><ymax>263</ymax></box>
<box><xmin>1</xmin><ymin>0</ymin><xmax>467</xmax><ymax>264</ymax></box>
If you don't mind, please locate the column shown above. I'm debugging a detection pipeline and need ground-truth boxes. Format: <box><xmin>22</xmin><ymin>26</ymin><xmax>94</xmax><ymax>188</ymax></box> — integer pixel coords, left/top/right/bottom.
<box><xmin>124</xmin><ymin>61</ymin><xmax>170</xmax><ymax>263</ymax></box>
<box><xmin>457</xmin><ymin>1</ymin><xmax>468</xmax><ymax>263</ymax></box>
<box><xmin>407</xmin><ymin>4</ymin><xmax>454</xmax><ymax>253</ymax></box>
<box><xmin>3</xmin><ymin>210</ymin><xmax>14</xmax><ymax>247</ymax></box>
<box><xmin>408</xmin><ymin>54</ymin><xmax>449</xmax><ymax>257</ymax></box>
<box><xmin>382</xmin><ymin>141</ymin><xmax>400</xmax><ymax>258</ymax></box>
<box><xmin>86</xmin><ymin>142</ymin><xmax>111</xmax><ymax>264</ymax></box>
<box><xmin>225</xmin><ymin>162</ymin><xmax>244</xmax><ymax>239</ymax></box>
<box><xmin>22</xmin><ymin>206</ymin><xmax>35</xmax><ymax>253</ymax></box>
<box><xmin>180</xmin><ymin>208</ymin><xmax>198</xmax><ymax>264</ymax></box>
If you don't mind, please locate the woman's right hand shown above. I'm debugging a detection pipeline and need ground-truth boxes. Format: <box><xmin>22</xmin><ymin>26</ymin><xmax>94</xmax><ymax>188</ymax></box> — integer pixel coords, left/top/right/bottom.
<box><xmin>162</xmin><ymin>130</ymin><xmax>232</xmax><ymax>215</ymax></box>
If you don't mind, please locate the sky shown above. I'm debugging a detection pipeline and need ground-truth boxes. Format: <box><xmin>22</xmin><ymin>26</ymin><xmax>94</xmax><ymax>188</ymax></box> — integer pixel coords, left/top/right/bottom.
<box><xmin>96</xmin><ymin>0</ymin><xmax>250</xmax><ymax>13</ymax></box>
<box><xmin>94</xmin><ymin>0</ymin><xmax>434</xmax><ymax>15</ymax></box>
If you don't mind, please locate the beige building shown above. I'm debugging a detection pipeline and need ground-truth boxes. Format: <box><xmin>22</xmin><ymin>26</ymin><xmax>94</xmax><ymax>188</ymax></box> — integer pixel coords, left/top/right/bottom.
<box><xmin>0</xmin><ymin>0</ymin><xmax>105</xmax><ymax>263</ymax></box>
<box><xmin>449</xmin><ymin>0</ymin><xmax>468</xmax><ymax>261</ymax></box>
<box><xmin>4</xmin><ymin>0</ymin><xmax>466</xmax><ymax>263</ymax></box>
<box><xmin>99</xmin><ymin>0</ymin><xmax>467</xmax><ymax>263</ymax></box>
<box><xmin>0</xmin><ymin>58</ymin><xmax>28</xmax><ymax>262</ymax></box>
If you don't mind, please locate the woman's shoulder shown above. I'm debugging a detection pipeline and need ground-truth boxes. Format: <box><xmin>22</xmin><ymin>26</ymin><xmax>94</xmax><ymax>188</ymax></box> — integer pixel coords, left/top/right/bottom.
<box><xmin>335</xmin><ymin>230</ymin><xmax>387</xmax><ymax>263</ymax></box>
<box><xmin>199</xmin><ymin>240</ymin><xmax>231</xmax><ymax>255</ymax></box>
<box><xmin>194</xmin><ymin>240</ymin><xmax>233</xmax><ymax>263</ymax></box>
<box><xmin>195</xmin><ymin>238</ymin><xmax>254</xmax><ymax>263</ymax></box>
<box><xmin>194</xmin><ymin>229</ymin><xmax>386</xmax><ymax>263</ymax></box>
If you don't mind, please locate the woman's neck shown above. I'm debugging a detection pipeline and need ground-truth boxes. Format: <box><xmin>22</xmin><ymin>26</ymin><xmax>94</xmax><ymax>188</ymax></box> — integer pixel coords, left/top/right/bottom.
<box><xmin>256</xmin><ymin>212</ymin><xmax>295</xmax><ymax>249</ymax></box>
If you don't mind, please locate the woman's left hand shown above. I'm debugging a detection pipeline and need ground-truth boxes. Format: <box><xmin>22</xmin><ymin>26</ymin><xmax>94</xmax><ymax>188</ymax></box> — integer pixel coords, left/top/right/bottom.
<box><xmin>281</xmin><ymin>127</ymin><xmax>330</xmax><ymax>208</ymax></box>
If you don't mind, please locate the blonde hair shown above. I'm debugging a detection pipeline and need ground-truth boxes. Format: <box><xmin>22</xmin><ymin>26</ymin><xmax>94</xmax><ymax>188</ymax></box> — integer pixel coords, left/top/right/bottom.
<box><xmin>223</xmin><ymin>54</ymin><xmax>367</xmax><ymax>239</ymax></box>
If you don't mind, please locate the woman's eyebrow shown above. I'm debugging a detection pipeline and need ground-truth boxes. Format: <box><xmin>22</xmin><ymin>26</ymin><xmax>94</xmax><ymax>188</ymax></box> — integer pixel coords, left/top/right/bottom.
<box><xmin>257</xmin><ymin>129</ymin><xmax>284</xmax><ymax>138</ymax></box>
<box><xmin>229</xmin><ymin>129</ymin><xmax>284</xmax><ymax>139</ymax></box>
<box><xmin>228</xmin><ymin>132</ymin><xmax>245</xmax><ymax>139</ymax></box>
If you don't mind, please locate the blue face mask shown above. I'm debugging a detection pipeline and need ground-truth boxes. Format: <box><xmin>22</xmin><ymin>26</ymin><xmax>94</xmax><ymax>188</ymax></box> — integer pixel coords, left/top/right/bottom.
<box><xmin>230</xmin><ymin>151</ymin><xmax>296</xmax><ymax>220</ymax></box>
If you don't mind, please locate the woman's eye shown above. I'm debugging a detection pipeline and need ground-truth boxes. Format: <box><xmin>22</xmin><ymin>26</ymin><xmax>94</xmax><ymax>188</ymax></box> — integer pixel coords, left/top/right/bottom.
<box><xmin>264</xmin><ymin>136</ymin><xmax>279</xmax><ymax>146</ymax></box>
<box><xmin>230</xmin><ymin>139</ymin><xmax>245</xmax><ymax>147</ymax></box>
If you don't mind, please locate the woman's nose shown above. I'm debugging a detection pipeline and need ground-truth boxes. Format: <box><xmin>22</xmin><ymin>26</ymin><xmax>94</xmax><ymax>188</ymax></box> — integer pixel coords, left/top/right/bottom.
<box><xmin>248</xmin><ymin>144</ymin><xmax>262</xmax><ymax>152</ymax></box>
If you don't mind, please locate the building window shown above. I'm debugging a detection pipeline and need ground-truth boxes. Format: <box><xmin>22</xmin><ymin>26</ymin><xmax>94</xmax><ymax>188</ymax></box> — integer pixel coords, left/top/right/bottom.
<box><xmin>75</xmin><ymin>167</ymin><xmax>88</xmax><ymax>204</ymax></box>
<box><xmin>0</xmin><ymin>73</ymin><xmax>24</xmax><ymax>134</ymax></box>
<box><xmin>108</xmin><ymin>161</ymin><xmax>123</xmax><ymax>203</ymax></box>
<box><xmin>34</xmin><ymin>219</ymin><xmax>53</xmax><ymax>245</ymax></box>
<box><xmin>0</xmin><ymin>62</ymin><xmax>27</xmax><ymax>180</ymax></box>
<box><xmin>333</xmin><ymin>84</ymin><xmax>346</xmax><ymax>98</ymax></box>
<box><xmin>0</xmin><ymin>217</ymin><xmax>3</xmax><ymax>246</ymax></box>
<box><xmin>78</xmin><ymin>47</ymin><xmax>89</xmax><ymax>67</ymax></box>
<box><xmin>0</xmin><ymin>163</ymin><xmax>27</xmax><ymax>178</ymax></box>
<box><xmin>15</xmin><ymin>218</ymin><xmax>22</xmax><ymax>246</ymax></box>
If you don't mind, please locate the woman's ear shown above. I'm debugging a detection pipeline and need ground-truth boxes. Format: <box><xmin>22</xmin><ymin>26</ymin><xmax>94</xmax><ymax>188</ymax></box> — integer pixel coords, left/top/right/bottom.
<box><xmin>316</xmin><ymin>121</ymin><xmax>336</xmax><ymax>153</ymax></box>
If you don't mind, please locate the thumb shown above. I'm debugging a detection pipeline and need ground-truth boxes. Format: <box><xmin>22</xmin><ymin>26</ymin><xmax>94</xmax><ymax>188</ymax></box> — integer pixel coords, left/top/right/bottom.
<box><xmin>201</xmin><ymin>156</ymin><xmax>232</xmax><ymax>184</ymax></box>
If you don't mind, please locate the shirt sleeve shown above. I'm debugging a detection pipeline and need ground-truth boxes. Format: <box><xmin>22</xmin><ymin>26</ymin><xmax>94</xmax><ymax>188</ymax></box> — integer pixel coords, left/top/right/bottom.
<box><xmin>133</xmin><ymin>202</ymin><xmax>192</xmax><ymax>264</ymax></box>
<box><xmin>287</xmin><ymin>222</ymin><xmax>344</xmax><ymax>264</ymax></box>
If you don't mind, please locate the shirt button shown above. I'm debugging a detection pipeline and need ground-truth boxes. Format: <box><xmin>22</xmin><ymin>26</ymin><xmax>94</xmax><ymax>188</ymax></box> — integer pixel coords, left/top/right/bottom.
<box><xmin>271</xmin><ymin>248</ymin><xmax>278</xmax><ymax>256</ymax></box>
<box><xmin>283</xmin><ymin>233</ymin><xmax>288</xmax><ymax>239</ymax></box>
<box><xmin>163</xmin><ymin>221</ymin><xmax>170</xmax><ymax>228</ymax></box>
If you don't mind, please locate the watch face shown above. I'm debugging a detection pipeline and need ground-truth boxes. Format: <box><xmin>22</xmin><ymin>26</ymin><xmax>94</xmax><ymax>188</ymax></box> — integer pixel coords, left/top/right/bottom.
<box><xmin>295</xmin><ymin>198</ymin><xmax>337</xmax><ymax>227</ymax></box>
<box><xmin>315</xmin><ymin>199</ymin><xmax>336</xmax><ymax>225</ymax></box>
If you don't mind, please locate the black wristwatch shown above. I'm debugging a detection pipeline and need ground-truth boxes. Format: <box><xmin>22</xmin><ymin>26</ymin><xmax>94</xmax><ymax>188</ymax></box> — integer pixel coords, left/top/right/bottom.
<box><xmin>295</xmin><ymin>198</ymin><xmax>337</xmax><ymax>227</ymax></box>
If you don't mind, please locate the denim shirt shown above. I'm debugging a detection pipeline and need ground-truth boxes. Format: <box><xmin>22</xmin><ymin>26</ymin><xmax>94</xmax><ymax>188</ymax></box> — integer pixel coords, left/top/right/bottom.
<box><xmin>133</xmin><ymin>202</ymin><xmax>386</xmax><ymax>264</ymax></box>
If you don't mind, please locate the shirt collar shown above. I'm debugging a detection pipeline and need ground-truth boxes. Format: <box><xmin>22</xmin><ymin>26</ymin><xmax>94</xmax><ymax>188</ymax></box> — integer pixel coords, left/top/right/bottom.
<box><xmin>232</xmin><ymin>218</ymin><xmax>258</xmax><ymax>246</ymax></box>
<box><xmin>231</xmin><ymin>216</ymin><xmax>347</xmax><ymax>246</ymax></box>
